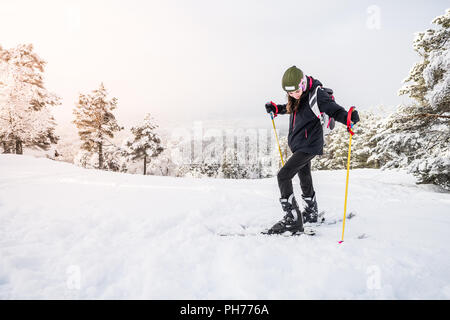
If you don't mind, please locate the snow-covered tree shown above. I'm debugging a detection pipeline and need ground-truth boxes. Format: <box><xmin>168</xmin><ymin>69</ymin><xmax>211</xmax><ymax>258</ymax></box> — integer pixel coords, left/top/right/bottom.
<box><xmin>233</xmin><ymin>132</ymin><xmax>261</xmax><ymax>179</ymax></box>
<box><xmin>374</xmin><ymin>10</ymin><xmax>450</xmax><ymax>190</ymax></box>
<box><xmin>73</xmin><ymin>149</ymin><xmax>96</xmax><ymax>169</ymax></box>
<box><xmin>254</xmin><ymin>132</ymin><xmax>285</xmax><ymax>179</ymax></box>
<box><xmin>74</xmin><ymin>146</ymin><xmax>127</xmax><ymax>172</ymax></box>
<box><xmin>144</xmin><ymin>133</ymin><xmax>184</xmax><ymax>177</ymax></box>
<box><xmin>312</xmin><ymin>110</ymin><xmax>383</xmax><ymax>170</ymax></box>
<box><xmin>0</xmin><ymin>44</ymin><xmax>60</xmax><ymax>154</ymax></box>
<box><xmin>103</xmin><ymin>146</ymin><xmax>128</xmax><ymax>172</ymax></box>
<box><xmin>221</xmin><ymin>147</ymin><xmax>247</xmax><ymax>179</ymax></box>
<box><xmin>146</xmin><ymin>145</ymin><xmax>179</xmax><ymax>176</ymax></box>
<box><xmin>278</xmin><ymin>135</ymin><xmax>292</xmax><ymax>169</ymax></box>
<box><xmin>312</xmin><ymin>126</ymin><xmax>348</xmax><ymax>170</ymax></box>
<box><xmin>123</xmin><ymin>113</ymin><xmax>164</xmax><ymax>175</ymax></box>
<box><xmin>73</xmin><ymin>83</ymin><xmax>122</xmax><ymax>170</ymax></box>
<box><xmin>399</xmin><ymin>10</ymin><xmax>450</xmax><ymax>113</ymax></box>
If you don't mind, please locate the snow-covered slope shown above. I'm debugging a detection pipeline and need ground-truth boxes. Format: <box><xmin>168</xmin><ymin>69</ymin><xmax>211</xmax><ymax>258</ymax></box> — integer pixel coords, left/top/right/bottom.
<box><xmin>0</xmin><ymin>154</ymin><xmax>449</xmax><ymax>299</ymax></box>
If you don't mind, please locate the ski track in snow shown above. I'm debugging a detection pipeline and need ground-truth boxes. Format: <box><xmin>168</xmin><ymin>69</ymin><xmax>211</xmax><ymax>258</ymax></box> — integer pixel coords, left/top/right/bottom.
<box><xmin>0</xmin><ymin>154</ymin><xmax>449</xmax><ymax>299</ymax></box>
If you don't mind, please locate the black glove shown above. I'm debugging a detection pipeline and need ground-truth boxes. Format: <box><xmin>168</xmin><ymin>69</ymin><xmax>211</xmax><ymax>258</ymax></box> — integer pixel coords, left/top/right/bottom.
<box><xmin>351</xmin><ymin>109</ymin><xmax>360</xmax><ymax>124</ymax></box>
<box><xmin>265</xmin><ymin>101</ymin><xmax>277</xmax><ymax>114</ymax></box>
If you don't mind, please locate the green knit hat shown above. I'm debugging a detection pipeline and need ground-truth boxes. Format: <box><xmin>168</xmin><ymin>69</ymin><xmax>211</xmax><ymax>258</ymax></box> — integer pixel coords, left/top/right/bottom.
<box><xmin>282</xmin><ymin>66</ymin><xmax>304</xmax><ymax>92</ymax></box>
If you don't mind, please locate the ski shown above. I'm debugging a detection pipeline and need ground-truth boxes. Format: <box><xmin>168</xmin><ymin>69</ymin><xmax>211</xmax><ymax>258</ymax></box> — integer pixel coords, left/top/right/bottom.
<box><xmin>306</xmin><ymin>211</ymin><xmax>356</xmax><ymax>227</ymax></box>
<box><xmin>218</xmin><ymin>227</ymin><xmax>316</xmax><ymax>237</ymax></box>
<box><xmin>260</xmin><ymin>227</ymin><xmax>316</xmax><ymax>236</ymax></box>
<box><xmin>215</xmin><ymin>212</ymin><xmax>356</xmax><ymax>237</ymax></box>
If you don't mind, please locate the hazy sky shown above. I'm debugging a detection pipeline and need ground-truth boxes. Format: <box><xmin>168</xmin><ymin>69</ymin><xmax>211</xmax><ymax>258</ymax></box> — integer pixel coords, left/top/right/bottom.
<box><xmin>1</xmin><ymin>0</ymin><xmax>448</xmax><ymax>132</ymax></box>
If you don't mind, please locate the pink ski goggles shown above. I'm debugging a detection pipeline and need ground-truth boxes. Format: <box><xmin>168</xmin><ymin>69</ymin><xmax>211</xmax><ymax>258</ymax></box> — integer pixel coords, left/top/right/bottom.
<box><xmin>299</xmin><ymin>75</ymin><xmax>307</xmax><ymax>91</ymax></box>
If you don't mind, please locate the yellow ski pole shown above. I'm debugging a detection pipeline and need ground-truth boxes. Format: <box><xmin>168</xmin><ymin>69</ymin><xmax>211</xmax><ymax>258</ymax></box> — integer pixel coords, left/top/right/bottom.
<box><xmin>269</xmin><ymin>110</ymin><xmax>285</xmax><ymax>166</ymax></box>
<box><xmin>339</xmin><ymin>107</ymin><xmax>356</xmax><ymax>244</ymax></box>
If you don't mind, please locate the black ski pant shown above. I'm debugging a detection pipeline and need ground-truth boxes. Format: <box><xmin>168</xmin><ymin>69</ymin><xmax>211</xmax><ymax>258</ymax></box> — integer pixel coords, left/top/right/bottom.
<box><xmin>277</xmin><ymin>151</ymin><xmax>316</xmax><ymax>199</ymax></box>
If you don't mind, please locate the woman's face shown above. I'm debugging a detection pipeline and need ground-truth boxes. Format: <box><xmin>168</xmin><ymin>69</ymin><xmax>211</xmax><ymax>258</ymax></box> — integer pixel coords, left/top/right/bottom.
<box><xmin>288</xmin><ymin>88</ymin><xmax>303</xmax><ymax>100</ymax></box>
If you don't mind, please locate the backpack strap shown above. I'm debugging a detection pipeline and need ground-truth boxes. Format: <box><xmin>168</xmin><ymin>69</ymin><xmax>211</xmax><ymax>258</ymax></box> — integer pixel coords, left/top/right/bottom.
<box><xmin>309</xmin><ymin>85</ymin><xmax>323</xmax><ymax>124</ymax></box>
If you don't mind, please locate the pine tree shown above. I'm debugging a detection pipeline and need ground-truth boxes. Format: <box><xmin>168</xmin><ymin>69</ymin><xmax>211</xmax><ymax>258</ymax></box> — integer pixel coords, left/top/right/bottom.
<box><xmin>73</xmin><ymin>83</ymin><xmax>122</xmax><ymax>170</ymax></box>
<box><xmin>312</xmin><ymin>110</ymin><xmax>384</xmax><ymax>170</ymax></box>
<box><xmin>278</xmin><ymin>135</ymin><xmax>291</xmax><ymax>169</ymax></box>
<box><xmin>103</xmin><ymin>146</ymin><xmax>128</xmax><ymax>172</ymax></box>
<box><xmin>124</xmin><ymin>113</ymin><xmax>164</xmax><ymax>175</ymax></box>
<box><xmin>221</xmin><ymin>147</ymin><xmax>247</xmax><ymax>179</ymax></box>
<box><xmin>0</xmin><ymin>44</ymin><xmax>60</xmax><ymax>154</ymax></box>
<box><xmin>399</xmin><ymin>9</ymin><xmax>450</xmax><ymax>113</ymax></box>
<box><xmin>236</xmin><ymin>133</ymin><xmax>260</xmax><ymax>179</ymax></box>
<box><xmin>312</xmin><ymin>126</ymin><xmax>348</xmax><ymax>170</ymax></box>
<box><xmin>146</xmin><ymin>145</ymin><xmax>179</xmax><ymax>176</ymax></box>
<box><xmin>375</xmin><ymin>10</ymin><xmax>450</xmax><ymax>190</ymax></box>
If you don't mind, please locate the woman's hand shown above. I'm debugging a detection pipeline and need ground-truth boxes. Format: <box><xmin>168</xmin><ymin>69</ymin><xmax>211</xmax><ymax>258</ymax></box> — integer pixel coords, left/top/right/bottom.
<box><xmin>351</xmin><ymin>109</ymin><xmax>360</xmax><ymax>124</ymax></box>
<box><xmin>265</xmin><ymin>101</ymin><xmax>277</xmax><ymax>114</ymax></box>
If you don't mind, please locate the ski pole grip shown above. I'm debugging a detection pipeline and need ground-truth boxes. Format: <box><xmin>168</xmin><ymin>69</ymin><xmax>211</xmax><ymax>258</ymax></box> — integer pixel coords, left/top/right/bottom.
<box><xmin>347</xmin><ymin>106</ymin><xmax>355</xmax><ymax>136</ymax></box>
<box><xmin>270</xmin><ymin>101</ymin><xmax>278</xmax><ymax>118</ymax></box>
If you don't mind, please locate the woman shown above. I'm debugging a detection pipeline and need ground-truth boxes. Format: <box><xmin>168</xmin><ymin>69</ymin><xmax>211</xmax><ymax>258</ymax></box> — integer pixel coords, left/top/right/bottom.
<box><xmin>264</xmin><ymin>65</ymin><xmax>359</xmax><ymax>235</ymax></box>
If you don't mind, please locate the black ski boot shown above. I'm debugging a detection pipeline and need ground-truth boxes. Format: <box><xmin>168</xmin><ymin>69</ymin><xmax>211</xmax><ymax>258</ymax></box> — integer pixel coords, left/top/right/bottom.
<box><xmin>266</xmin><ymin>194</ymin><xmax>304</xmax><ymax>235</ymax></box>
<box><xmin>301</xmin><ymin>192</ymin><xmax>319</xmax><ymax>223</ymax></box>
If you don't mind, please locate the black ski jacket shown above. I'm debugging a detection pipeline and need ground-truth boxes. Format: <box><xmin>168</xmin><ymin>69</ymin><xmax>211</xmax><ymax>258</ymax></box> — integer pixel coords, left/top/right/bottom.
<box><xmin>273</xmin><ymin>76</ymin><xmax>349</xmax><ymax>155</ymax></box>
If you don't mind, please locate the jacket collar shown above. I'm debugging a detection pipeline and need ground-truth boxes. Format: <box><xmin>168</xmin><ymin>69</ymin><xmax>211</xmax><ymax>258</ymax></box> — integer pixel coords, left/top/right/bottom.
<box><xmin>305</xmin><ymin>76</ymin><xmax>323</xmax><ymax>94</ymax></box>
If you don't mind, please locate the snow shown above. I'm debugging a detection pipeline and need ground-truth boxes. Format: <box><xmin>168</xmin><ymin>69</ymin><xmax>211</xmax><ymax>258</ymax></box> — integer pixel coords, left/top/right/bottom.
<box><xmin>0</xmin><ymin>154</ymin><xmax>449</xmax><ymax>299</ymax></box>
